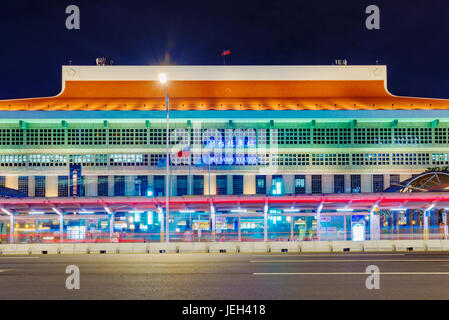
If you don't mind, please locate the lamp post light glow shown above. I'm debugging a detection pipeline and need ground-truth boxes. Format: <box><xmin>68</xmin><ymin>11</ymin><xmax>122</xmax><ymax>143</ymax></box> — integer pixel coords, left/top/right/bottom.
<box><xmin>160</xmin><ymin>72</ymin><xmax>170</xmax><ymax>243</ymax></box>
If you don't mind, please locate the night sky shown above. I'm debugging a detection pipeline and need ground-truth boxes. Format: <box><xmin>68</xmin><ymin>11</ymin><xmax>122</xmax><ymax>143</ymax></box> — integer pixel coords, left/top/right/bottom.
<box><xmin>0</xmin><ymin>0</ymin><xmax>448</xmax><ymax>100</ymax></box>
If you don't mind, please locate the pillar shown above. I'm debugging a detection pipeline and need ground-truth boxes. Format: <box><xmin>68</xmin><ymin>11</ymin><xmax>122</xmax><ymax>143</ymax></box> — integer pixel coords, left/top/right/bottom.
<box><xmin>264</xmin><ymin>204</ymin><xmax>268</xmax><ymax>241</ymax></box>
<box><xmin>109</xmin><ymin>213</ymin><xmax>114</xmax><ymax>242</ymax></box>
<box><xmin>59</xmin><ymin>214</ymin><xmax>64</xmax><ymax>242</ymax></box>
<box><xmin>316</xmin><ymin>209</ymin><xmax>321</xmax><ymax>241</ymax></box>
<box><xmin>5</xmin><ymin>176</ymin><xmax>18</xmax><ymax>190</ymax></box>
<box><xmin>424</xmin><ymin>211</ymin><xmax>430</xmax><ymax>240</ymax></box>
<box><xmin>444</xmin><ymin>211</ymin><xmax>448</xmax><ymax>240</ymax></box>
<box><xmin>243</xmin><ymin>175</ymin><xmax>255</xmax><ymax>195</ymax></box>
<box><xmin>45</xmin><ymin>176</ymin><xmax>58</xmax><ymax>198</ymax></box>
<box><xmin>238</xmin><ymin>216</ymin><xmax>241</xmax><ymax>241</ymax></box>
<box><xmin>85</xmin><ymin>176</ymin><xmax>98</xmax><ymax>197</ymax></box>
<box><xmin>370</xmin><ymin>211</ymin><xmax>381</xmax><ymax>240</ymax></box>
<box><xmin>211</xmin><ymin>206</ymin><xmax>216</xmax><ymax>241</ymax></box>
<box><xmin>9</xmin><ymin>215</ymin><xmax>14</xmax><ymax>244</ymax></box>
<box><xmin>290</xmin><ymin>216</ymin><xmax>293</xmax><ymax>239</ymax></box>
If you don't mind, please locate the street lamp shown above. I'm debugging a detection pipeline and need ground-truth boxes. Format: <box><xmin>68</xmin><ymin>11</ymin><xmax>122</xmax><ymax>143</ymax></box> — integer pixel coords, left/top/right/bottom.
<box><xmin>159</xmin><ymin>73</ymin><xmax>170</xmax><ymax>243</ymax></box>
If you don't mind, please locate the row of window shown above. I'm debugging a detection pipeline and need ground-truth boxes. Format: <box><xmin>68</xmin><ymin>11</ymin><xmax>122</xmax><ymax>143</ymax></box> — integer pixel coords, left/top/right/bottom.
<box><xmin>0</xmin><ymin>127</ymin><xmax>448</xmax><ymax>146</ymax></box>
<box><xmin>1</xmin><ymin>152</ymin><xmax>448</xmax><ymax>167</ymax></box>
<box><xmin>0</xmin><ymin>174</ymin><xmax>403</xmax><ymax>197</ymax></box>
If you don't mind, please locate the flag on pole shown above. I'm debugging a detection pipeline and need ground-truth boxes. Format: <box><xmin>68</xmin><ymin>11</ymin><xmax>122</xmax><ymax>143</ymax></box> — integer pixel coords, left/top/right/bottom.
<box><xmin>221</xmin><ymin>50</ymin><xmax>231</xmax><ymax>56</ymax></box>
<box><xmin>177</xmin><ymin>146</ymin><xmax>191</xmax><ymax>158</ymax></box>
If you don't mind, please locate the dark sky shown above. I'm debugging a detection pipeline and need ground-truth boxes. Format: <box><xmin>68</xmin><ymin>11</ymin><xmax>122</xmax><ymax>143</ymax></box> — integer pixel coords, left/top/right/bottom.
<box><xmin>0</xmin><ymin>0</ymin><xmax>448</xmax><ymax>100</ymax></box>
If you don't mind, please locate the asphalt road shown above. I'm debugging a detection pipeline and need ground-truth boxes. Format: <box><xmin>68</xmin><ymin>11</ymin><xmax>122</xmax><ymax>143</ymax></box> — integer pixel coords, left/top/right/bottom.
<box><xmin>2</xmin><ymin>252</ymin><xmax>449</xmax><ymax>299</ymax></box>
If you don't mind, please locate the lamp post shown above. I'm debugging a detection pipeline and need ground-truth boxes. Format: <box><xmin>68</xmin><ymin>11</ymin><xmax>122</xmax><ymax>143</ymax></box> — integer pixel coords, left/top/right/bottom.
<box><xmin>159</xmin><ymin>73</ymin><xmax>170</xmax><ymax>243</ymax></box>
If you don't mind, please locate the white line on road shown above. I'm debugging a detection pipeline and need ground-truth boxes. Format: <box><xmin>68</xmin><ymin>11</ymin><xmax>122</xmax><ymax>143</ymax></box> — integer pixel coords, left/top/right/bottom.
<box><xmin>0</xmin><ymin>257</ymin><xmax>39</xmax><ymax>259</ymax></box>
<box><xmin>0</xmin><ymin>270</ymin><xmax>10</xmax><ymax>273</ymax></box>
<box><xmin>250</xmin><ymin>259</ymin><xmax>449</xmax><ymax>263</ymax></box>
<box><xmin>254</xmin><ymin>272</ymin><xmax>449</xmax><ymax>275</ymax></box>
<box><xmin>252</xmin><ymin>253</ymin><xmax>406</xmax><ymax>257</ymax></box>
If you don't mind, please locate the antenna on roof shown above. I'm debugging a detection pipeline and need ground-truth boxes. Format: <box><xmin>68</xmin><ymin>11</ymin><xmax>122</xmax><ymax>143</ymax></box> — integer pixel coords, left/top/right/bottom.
<box><xmin>334</xmin><ymin>59</ymin><xmax>348</xmax><ymax>66</ymax></box>
<box><xmin>96</xmin><ymin>57</ymin><xmax>109</xmax><ymax>66</ymax></box>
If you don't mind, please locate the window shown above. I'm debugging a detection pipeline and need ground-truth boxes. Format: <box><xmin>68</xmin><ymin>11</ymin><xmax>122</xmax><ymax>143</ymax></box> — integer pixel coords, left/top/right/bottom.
<box><xmin>114</xmin><ymin>176</ymin><xmax>125</xmax><ymax>196</ymax></box>
<box><xmin>98</xmin><ymin>176</ymin><xmax>109</xmax><ymax>196</ymax></box>
<box><xmin>271</xmin><ymin>175</ymin><xmax>283</xmax><ymax>195</ymax></box>
<box><xmin>18</xmin><ymin>176</ymin><xmax>28</xmax><ymax>195</ymax></box>
<box><xmin>311</xmin><ymin>175</ymin><xmax>322</xmax><ymax>194</ymax></box>
<box><xmin>351</xmin><ymin>175</ymin><xmax>361</xmax><ymax>193</ymax></box>
<box><xmin>334</xmin><ymin>175</ymin><xmax>345</xmax><ymax>194</ymax></box>
<box><xmin>390</xmin><ymin>174</ymin><xmax>400</xmax><ymax>187</ymax></box>
<box><xmin>58</xmin><ymin>176</ymin><xmax>69</xmax><ymax>197</ymax></box>
<box><xmin>216</xmin><ymin>175</ymin><xmax>227</xmax><ymax>195</ymax></box>
<box><xmin>233</xmin><ymin>175</ymin><xmax>244</xmax><ymax>195</ymax></box>
<box><xmin>256</xmin><ymin>175</ymin><xmax>266</xmax><ymax>195</ymax></box>
<box><xmin>373</xmin><ymin>175</ymin><xmax>384</xmax><ymax>193</ymax></box>
<box><xmin>35</xmin><ymin>176</ymin><xmax>46</xmax><ymax>197</ymax></box>
<box><xmin>0</xmin><ymin>176</ymin><xmax>5</xmax><ymax>188</ymax></box>
<box><xmin>295</xmin><ymin>175</ymin><xmax>306</xmax><ymax>194</ymax></box>
<box><xmin>154</xmin><ymin>175</ymin><xmax>165</xmax><ymax>196</ymax></box>
<box><xmin>177</xmin><ymin>176</ymin><xmax>188</xmax><ymax>196</ymax></box>
<box><xmin>137</xmin><ymin>176</ymin><xmax>148</xmax><ymax>196</ymax></box>
<box><xmin>193</xmin><ymin>175</ymin><xmax>204</xmax><ymax>195</ymax></box>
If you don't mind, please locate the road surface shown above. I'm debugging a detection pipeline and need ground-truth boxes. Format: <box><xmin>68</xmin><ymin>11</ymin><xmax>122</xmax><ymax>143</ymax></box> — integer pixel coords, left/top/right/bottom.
<box><xmin>1</xmin><ymin>252</ymin><xmax>449</xmax><ymax>299</ymax></box>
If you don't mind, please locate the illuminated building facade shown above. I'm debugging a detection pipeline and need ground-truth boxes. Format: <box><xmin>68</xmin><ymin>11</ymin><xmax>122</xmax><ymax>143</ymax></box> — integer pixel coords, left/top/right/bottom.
<box><xmin>1</xmin><ymin>65</ymin><xmax>449</xmax><ymax>243</ymax></box>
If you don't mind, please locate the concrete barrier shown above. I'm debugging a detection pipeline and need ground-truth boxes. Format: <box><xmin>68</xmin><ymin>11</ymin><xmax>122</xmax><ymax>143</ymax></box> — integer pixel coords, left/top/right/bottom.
<box><xmin>362</xmin><ymin>240</ymin><xmax>394</xmax><ymax>252</ymax></box>
<box><xmin>88</xmin><ymin>243</ymin><xmax>118</xmax><ymax>254</ymax></box>
<box><xmin>177</xmin><ymin>243</ymin><xmax>194</xmax><ymax>253</ymax></box>
<box><xmin>73</xmin><ymin>243</ymin><xmax>91</xmax><ymax>254</ymax></box>
<box><xmin>394</xmin><ymin>240</ymin><xmax>426</xmax><ymax>252</ymax></box>
<box><xmin>192</xmin><ymin>242</ymin><xmax>209</xmax><ymax>253</ymax></box>
<box><xmin>301</xmin><ymin>241</ymin><xmax>331</xmax><ymax>252</ymax></box>
<box><xmin>0</xmin><ymin>244</ymin><xmax>18</xmax><ymax>254</ymax></box>
<box><xmin>58</xmin><ymin>243</ymin><xmax>75</xmax><ymax>254</ymax></box>
<box><xmin>208</xmin><ymin>242</ymin><xmax>238</xmax><ymax>253</ymax></box>
<box><xmin>148</xmin><ymin>242</ymin><xmax>177</xmax><ymax>253</ymax></box>
<box><xmin>331</xmin><ymin>241</ymin><xmax>363</xmax><ymax>252</ymax></box>
<box><xmin>269</xmin><ymin>241</ymin><xmax>300</xmax><ymax>253</ymax></box>
<box><xmin>425</xmin><ymin>240</ymin><xmax>444</xmax><ymax>251</ymax></box>
<box><xmin>30</xmin><ymin>244</ymin><xmax>59</xmax><ymax>254</ymax></box>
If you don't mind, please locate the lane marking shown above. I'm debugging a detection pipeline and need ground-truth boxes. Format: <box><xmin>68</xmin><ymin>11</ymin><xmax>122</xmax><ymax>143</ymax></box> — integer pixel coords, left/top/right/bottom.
<box><xmin>0</xmin><ymin>270</ymin><xmax>10</xmax><ymax>273</ymax></box>
<box><xmin>252</xmin><ymin>253</ymin><xmax>406</xmax><ymax>257</ymax></box>
<box><xmin>254</xmin><ymin>272</ymin><xmax>449</xmax><ymax>275</ymax></box>
<box><xmin>251</xmin><ymin>259</ymin><xmax>449</xmax><ymax>263</ymax></box>
<box><xmin>0</xmin><ymin>257</ymin><xmax>39</xmax><ymax>259</ymax></box>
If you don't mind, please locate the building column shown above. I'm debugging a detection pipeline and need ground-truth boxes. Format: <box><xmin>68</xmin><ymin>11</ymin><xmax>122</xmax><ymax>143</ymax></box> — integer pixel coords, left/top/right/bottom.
<box><xmin>237</xmin><ymin>216</ymin><xmax>241</xmax><ymax>241</ymax></box>
<box><xmin>59</xmin><ymin>214</ymin><xmax>64</xmax><ymax>242</ymax></box>
<box><xmin>424</xmin><ymin>211</ymin><xmax>430</xmax><ymax>240</ymax></box>
<box><xmin>108</xmin><ymin>176</ymin><xmax>114</xmax><ymax>196</ymax></box>
<box><xmin>210</xmin><ymin>206</ymin><xmax>216</xmax><ymax>241</ymax></box>
<box><xmin>28</xmin><ymin>176</ymin><xmax>35</xmax><ymax>197</ymax></box>
<box><xmin>264</xmin><ymin>203</ymin><xmax>268</xmax><ymax>241</ymax></box>
<box><xmin>243</xmin><ymin>175</ymin><xmax>255</xmax><ymax>195</ymax></box>
<box><xmin>316</xmin><ymin>209</ymin><xmax>321</xmax><ymax>241</ymax></box>
<box><xmin>109</xmin><ymin>213</ymin><xmax>114</xmax><ymax>242</ymax></box>
<box><xmin>5</xmin><ymin>176</ymin><xmax>18</xmax><ymax>190</ymax></box>
<box><xmin>370</xmin><ymin>211</ymin><xmax>381</xmax><ymax>240</ymax></box>
<box><xmin>227</xmin><ymin>174</ymin><xmax>233</xmax><ymax>195</ymax></box>
<box><xmin>85</xmin><ymin>176</ymin><xmax>98</xmax><ymax>197</ymax></box>
<box><xmin>45</xmin><ymin>176</ymin><xmax>58</xmax><ymax>198</ymax></box>
<box><xmin>290</xmin><ymin>216</ymin><xmax>293</xmax><ymax>240</ymax></box>
<box><xmin>9</xmin><ymin>215</ymin><xmax>14</xmax><ymax>244</ymax></box>
<box><xmin>444</xmin><ymin>211</ymin><xmax>448</xmax><ymax>240</ymax></box>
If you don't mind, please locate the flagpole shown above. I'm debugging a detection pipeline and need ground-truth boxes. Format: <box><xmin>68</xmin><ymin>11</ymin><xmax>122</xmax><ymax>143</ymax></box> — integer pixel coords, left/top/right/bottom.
<box><xmin>165</xmin><ymin>87</ymin><xmax>170</xmax><ymax>243</ymax></box>
<box><xmin>188</xmin><ymin>129</ymin><xmax>192</xmax><ymax>195</ymax></box>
